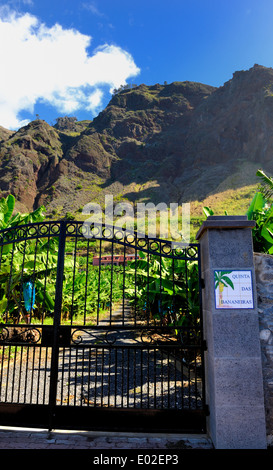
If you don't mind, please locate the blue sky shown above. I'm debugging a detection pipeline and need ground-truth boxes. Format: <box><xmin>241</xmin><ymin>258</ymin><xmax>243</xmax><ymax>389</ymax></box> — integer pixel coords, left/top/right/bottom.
<box><xmin>0</xmin><ymin>0</ymin><xmax>273</xmax><ymax>129</ymax></box>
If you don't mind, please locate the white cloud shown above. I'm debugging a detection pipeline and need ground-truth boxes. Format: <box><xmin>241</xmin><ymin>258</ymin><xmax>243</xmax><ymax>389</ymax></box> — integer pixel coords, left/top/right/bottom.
<box><xmin>81</xmin><ymin>2</ymin><xmax>104</xmax><ymax>17</ymax></box>
<box><xmin>0</xmin><ymin>10</ymin><xmax>140</xmax><ymax>129</ymax></box>
<box><xmin>86</xmin><ymin>89</ymin><xmax>104</xmax><ymax>113</ymax></box>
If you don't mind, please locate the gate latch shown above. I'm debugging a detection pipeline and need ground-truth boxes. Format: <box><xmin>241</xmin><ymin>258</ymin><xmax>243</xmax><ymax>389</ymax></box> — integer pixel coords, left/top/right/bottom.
<box><xmin>41</xmin><ymin>325</ymin><xmax>71</xmax><ymax>347</ymax></box>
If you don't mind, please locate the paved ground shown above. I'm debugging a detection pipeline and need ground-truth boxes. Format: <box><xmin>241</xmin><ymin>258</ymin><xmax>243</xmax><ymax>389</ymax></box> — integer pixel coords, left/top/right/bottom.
<box><xmin>0</xmin><ymin>426</ymin><xmax>213</xmax><ymax>449</ymax></box>
<box><xmin>2</xmin><ymin>427</ymin><xmax>272</xmax><ymax>468</ymax></box>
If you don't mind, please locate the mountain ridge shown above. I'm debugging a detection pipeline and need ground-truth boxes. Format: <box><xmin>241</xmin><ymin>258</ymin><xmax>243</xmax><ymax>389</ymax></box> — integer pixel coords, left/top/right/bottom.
<box><xmin>0</xmin><ymin>64</ymin><xmax>273</xmax><ymax>221</ymax></box>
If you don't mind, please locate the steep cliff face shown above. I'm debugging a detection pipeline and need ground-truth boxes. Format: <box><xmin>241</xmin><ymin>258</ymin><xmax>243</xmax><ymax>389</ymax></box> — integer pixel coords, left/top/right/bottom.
<box><xmin>0</xmin><ymin>120</ymin><xmax>62</xmax><ymax>211</ymax></box>
<box><xmin>0</xmin><ymin>64</ymin><xmax>273</xmax><ymax>217</ymax></box>
<box><xmin>186</xmin><ymin>65</ymin><xmax>273</xmax><ymax>166</ymax></box>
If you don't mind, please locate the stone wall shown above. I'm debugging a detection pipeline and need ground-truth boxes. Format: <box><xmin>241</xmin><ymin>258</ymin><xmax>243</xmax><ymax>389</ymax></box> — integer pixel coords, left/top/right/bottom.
<box><xmin>254</xmin><ymin>253</ymin><xmax>273</xmax><ymax>443</ymax></box>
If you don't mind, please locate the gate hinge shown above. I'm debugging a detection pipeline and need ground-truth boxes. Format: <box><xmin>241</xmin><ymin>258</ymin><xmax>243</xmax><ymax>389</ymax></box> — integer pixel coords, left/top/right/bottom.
<box><xmin>201</xmin><ymin>278</ymin><xmax>205</xmax><ymax>289</ymax></box>
<box><xmin>202</xmin><ymin>340</ymin><xmax>208</xmax><ymax>351</ymax></box>
<box><xmin>205</xmin><ymin>404</ymin><xmax>210</xmax><ymax>416</ymax></box>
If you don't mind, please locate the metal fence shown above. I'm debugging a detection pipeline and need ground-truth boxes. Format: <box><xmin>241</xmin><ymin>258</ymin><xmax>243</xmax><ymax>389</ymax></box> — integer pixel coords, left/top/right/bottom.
<box><xmin>0</xmin><ymin>221</ymin><xmax>207</xmax><ymax>432</ymax></box>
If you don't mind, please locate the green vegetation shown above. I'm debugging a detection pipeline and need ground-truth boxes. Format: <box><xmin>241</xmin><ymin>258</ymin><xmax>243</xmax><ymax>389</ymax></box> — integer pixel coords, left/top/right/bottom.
<box><xmin>0</xmin><ymin>194</ymin><xmax>200</xmax><ymax>331</ymax></box>
<box><xmin>0</xmin><ymin>195</ymin><xmax>56</xmax><ymax>323</ymax></box>
<box><xmin>246</xmin><ymin>169</ymin><xmax>273</xmax><ymax>254</ymax></box>
<box><xmin>43</xmin><ymin>261</ymin><xmax>125</xmax><ymax>325</ymax></box>
<box><xmin>203</xmin><ymin>169</ymin><xmax>273</xmax><ymax>254</ymax></box>
<box><xmin>125</xmin><ymin>251</ymin><xmax>200</xmax><ymax>331</ymax></box>
<box><xmin>0</xmin><ymin>193</ymin><xmax>45</xmax><ymax>229</ymax></box>
<box><xmin>112</xmin><ymin>84</ymin><xmax>138</xmax><ymax>95</ymax></box>
<box><xmin>0</xmin><ymin>195</ymin><xmax>128</xmax><ymax>324</ymax></box>
<box><xmin>2</xmin><ymin>166</ymin><xmax>272</xmax><ymax>329</ymax></box>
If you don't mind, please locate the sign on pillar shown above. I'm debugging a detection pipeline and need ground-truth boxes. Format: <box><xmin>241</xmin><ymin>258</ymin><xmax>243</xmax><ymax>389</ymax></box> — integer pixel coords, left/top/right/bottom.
<box><xmin>214</xmin><ymin>270</ymin><xmax>254</xmax><ymax>309</ymax></box>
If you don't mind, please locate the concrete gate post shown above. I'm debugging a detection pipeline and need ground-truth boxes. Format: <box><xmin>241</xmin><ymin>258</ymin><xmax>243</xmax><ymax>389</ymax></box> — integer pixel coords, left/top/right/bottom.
<box><xmin>196</xmin><ymin>215</ymin><xmax>267</xmax><ymax>449</ymax></box>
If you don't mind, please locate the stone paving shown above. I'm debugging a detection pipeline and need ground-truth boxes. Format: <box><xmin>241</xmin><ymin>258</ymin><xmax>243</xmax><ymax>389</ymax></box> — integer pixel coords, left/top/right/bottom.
<box><xmin>0</xmin><ymin>426</ymin><xmax>213</xmax><ymax>449</ymax></box>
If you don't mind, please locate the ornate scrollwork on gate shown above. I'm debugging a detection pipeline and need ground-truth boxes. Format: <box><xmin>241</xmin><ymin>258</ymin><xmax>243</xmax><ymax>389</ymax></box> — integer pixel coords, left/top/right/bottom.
<box><xmin>64</xmin><ymin>221</ymin><xmax>199</xmax><ymax>260</ymax></box>
<box><xmin>0</xmin><ymin>325</ymin><xmax>9</xmax><ymax>342</ymax></box>
<box><xmin>0</xmin><ymin>220</ymin><xmax>199</xmax><ymax>261</ymax></box>
<box><xmin>138</xmin><ymin>328</ymin><xmax>180</xmax><ymax>345</ymax></box>
<box><xmin>0</xmin><ymin>221</ymin><xmax>62</xmax><ymax>246</ymax></box>
<box><xmin>71</xmin><ymin>328</ymin><xmax>116</xmax><ymax>346</ymax></box>
<box><xmin>0</xmin><ymin>325</ymin><xmax>41</xmax><ymax>344</ymax></box>
<box><xmin>69</xmin><ymin>327</ymin><xmax>199</xmax><ymax>348</ymax></box>
<box><xmin>134</xmin><ymin>327</ymin><xmax>202</xmax><ymax>347</ymax></box>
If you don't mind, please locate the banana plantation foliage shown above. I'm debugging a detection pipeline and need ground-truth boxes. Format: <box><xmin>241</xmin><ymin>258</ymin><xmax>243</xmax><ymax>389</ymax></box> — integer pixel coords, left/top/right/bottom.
<box><xmin>1</xmin><ymin>167</ymin><xmax>273</xmax><ymax>328</ymax></box>
<box><xmin>0</xmin><ymin>194</ymin><xmax>200</xmax><ymax>332</ymax></box>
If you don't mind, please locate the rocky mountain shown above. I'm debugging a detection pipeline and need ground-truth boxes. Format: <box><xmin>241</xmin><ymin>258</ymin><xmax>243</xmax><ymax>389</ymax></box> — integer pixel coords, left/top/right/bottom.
<box><xmin>1</xmin><ymin>64</ymin><xmax>273</xmax><ymax>220</ymax></box>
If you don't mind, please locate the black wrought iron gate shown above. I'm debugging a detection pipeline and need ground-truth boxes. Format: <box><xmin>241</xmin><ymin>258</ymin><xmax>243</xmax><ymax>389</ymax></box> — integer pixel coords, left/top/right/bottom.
<box><xmin>0</xmin><ymin>221</ymin><xmax>207</xmax><ymax>433</ymax></box>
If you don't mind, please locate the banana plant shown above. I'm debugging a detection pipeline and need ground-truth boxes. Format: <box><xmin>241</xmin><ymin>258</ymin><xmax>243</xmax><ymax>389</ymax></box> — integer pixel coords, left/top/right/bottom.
<box><xmin>256</xmin><ymin>169</ymin><xmax>273</xmax><ymax>200</ymax></box>
<box><xmin>245</xmin><ymin>170</ymin><xmax>273</xmax><ymax>253</ymax></box>
<box><xmin>0</xmin><ymin>237</ymin><xmax>59</xmax><ymax>322</ymax></box>
<box><xmin>0</xmin><ymin>194</ymin><xmax>15</xmax><ymax>228</ymax></box>
<box><xmin>125</xmin><ymin>252</ymin><xmax>200</xmax><ymax>327</ymax></box>
<box><xmin>0</xmin><ymin>193</ymin><xmax>46</xmax><ymax>229</ymax></box>
<box><xmin>0</xmin><ymin>194</ymin><xmax>54</xmax><ymax>322</ymax></box>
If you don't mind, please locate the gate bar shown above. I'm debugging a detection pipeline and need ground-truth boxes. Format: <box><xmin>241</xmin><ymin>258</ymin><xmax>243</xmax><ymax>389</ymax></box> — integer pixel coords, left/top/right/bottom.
<box><xmin>48</xmin><ymin>221</ymin><xmax>66</xmax><ymax>430</ymax></box>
